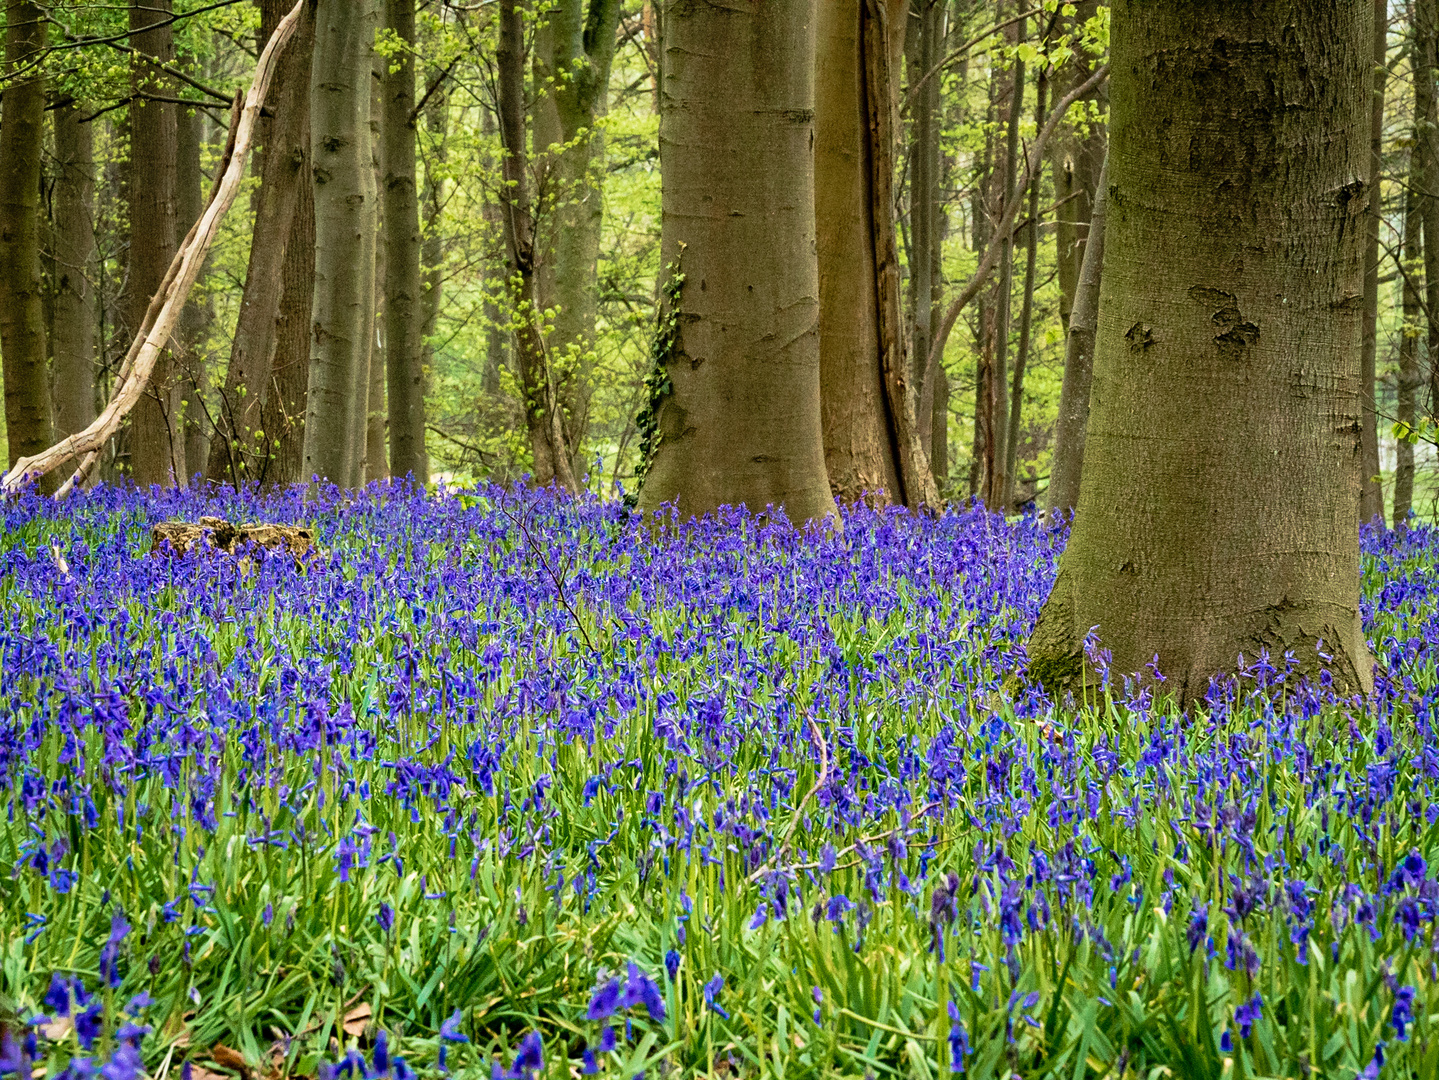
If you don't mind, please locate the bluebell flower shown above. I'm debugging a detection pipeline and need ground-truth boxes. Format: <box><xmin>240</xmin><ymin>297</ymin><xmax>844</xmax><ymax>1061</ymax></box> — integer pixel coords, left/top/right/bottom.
<box><xmin>587</xmin><ymin>979</ymin><xmax>621</xmax><ymax>1021</ymax></box>
<box><xmin>1392</xmin><ymin>986</ymin><xmax>1417</xmax><ymax>1041</ymax></box>
<box><xmin>703</xmin><ymin>974</ymin><xmax>729</xmax><ymax>1020</ymax></box>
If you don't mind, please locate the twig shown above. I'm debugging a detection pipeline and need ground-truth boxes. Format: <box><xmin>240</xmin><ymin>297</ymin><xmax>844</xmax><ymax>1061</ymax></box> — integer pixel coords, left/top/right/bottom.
<box><xmin>746</xmin><ymin>718</ymin><xmax>831</xmax><ymax>884</ymax></box>
<box><xmin>497</xmin><ymin>501</ymin><xmax>600</xmax><ymax>653</ymax></box>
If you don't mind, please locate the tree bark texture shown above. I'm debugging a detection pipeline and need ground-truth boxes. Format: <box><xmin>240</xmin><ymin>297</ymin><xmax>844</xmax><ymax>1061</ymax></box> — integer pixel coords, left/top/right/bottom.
<box><xmin>1046</xmin><ymin>152</ymin><xmax>1107</xmax><ymax>523</ymax></box>
<box><xmin>303</xmin><ymin>0</ymin><xmax>377</xmax><ymax>486</ymax></box>
<box><xmin>1003</xmin><ymin>69</ymin><xmax>1046</xmax><ymax>510</ymax></box>
<box><xmin>1359</xmin><ymin>0</ymin><xmax>1387</xmax><ymax>524</ymax></box>
<box><xmin>176</xmin><ymin>104</ymin><xmax>213</xmax><ymax>479</ymax></box>
<box><xmin>1049</xmin><ymin>0</ymin><xmax>1105</xmax><ymax>334</ymax></box>
<box><xmin>51</xmin><ymin>104</ymin><xmax>97</xmax><ymax>458</ymax></box>
<box><xmin>1397</xmin><ymin>180</ymin><xmax>1421</xmax><ymax>524</ymax></box>
<box><xmin>1417</xmin><ymin>0</ymin><xmax>1439</xmax><ymax>421</ymax></box>
<box><xmin>497</xmin><ymin>0</ymin><xmax>580</xmax><ymax>493</ymax></box>
<box><xmin>0</xmin><ymin>0</ymin><xmax>54</xmax><ymax>486</ymax></box>
<box><xmin>532</xmin><ymin>0</ymin><xmax>623</xmax><ymax>483</ymax></box>
<box><xmin>365</xmin><ymin>33</ymin><xmax>387</xmax><ymax>484</ymax></box>
<box><xmin>262</xmin><ymin>139</ymin><xmax>316</xmax><ymax>488</ymax></box>
<box><xmin>128</xmin><ymin>0</ymin><xmax>184</xmax><ymax>488</ymax></box>
<box><xmin>638</xmin><ymin>0</ymin><xmax>838</xmax><ymax>525</ymax></box>
<box><xmin>209</xmin><ymin>0</ymin><xmax>315</xmax><ymax>487</ymax></box>
<box><xmin>1028</xmin><ymin>0</ymin><xmax>1375</xmax><ymax>702</ymax></box>
<box><xmin>383</xmin><ymin>0</ymin><xmax>427</xmax><ymax>483</ymax></box>
<box><xmin>814</xmin><ymin>0</ymin><xmax>907</xmax><ymax>505</ymax></box>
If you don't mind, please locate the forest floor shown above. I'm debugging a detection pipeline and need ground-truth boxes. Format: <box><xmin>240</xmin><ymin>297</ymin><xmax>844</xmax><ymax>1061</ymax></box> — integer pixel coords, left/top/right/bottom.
<box><xmin>0</xmin><ymin>484</ymin><xmax>1434</xmax><ymax>1079</ymax></box>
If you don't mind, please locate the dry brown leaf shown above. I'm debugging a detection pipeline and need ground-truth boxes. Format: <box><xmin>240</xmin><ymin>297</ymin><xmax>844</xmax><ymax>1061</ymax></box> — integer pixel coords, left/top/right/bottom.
<box><xmin>40</xmin><ymin>1017</ymin><xmax>73</xmax><ymax>1042</ymax></box>
<box><xmin>210</xmin><ymin>1044</ymin><xmax>250</xmax><ymax>1075</ymax></box>
<box><xmin>342</xmin><ymin>1002</ymin><xmax>372</xmax><ymax>1038</ymax></box>
<box><xmin>188</xmin><ymin>1065</ymin><xmax>232</xmax><ymax>1080</ymax></box>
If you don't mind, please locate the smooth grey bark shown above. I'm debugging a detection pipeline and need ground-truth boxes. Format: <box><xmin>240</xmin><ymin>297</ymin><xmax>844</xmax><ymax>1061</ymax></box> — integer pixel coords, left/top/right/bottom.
<box><xmin>1030</xmin><ymin>0</ymin><xmax>1375</xmax><ymax>702</ymax></box>
<box><xmin>638</xmin><ymin>0</ymin><xmax>837</xmax><ymax>525</ymax></box>
<box><xmin>532</xmin><ymin>0</ymin><xmax>623</xmax><ymax>482</ymax></box>
<box><xmin>51</xmin><ymin>103</ymin><xmax>96</xmax><ymax>461</ymax></box>
<box><xmin>1002</xmin><ymin>69</ymin><xmax>1046</xmax><ymax>509</ymax></box>
<box><xmin>1359</xmin><ymin>0</ymin><xmax>1387</xmax><ymax>524</ymax></box>
<box><xmin>366</xmin><ymin>31</ymin><xmax>387</xmax><ymax>484</ymax></box>
<box><xmin>127</xmin><ymin>0</ymin><xmax>184</xmax><ymax>488</ymax></box>
<box><xmin>497</xmin><ymin>0</ymin><xmax>580</xmax><ymax>492</ymax></box>
<box><xmin>988</xmin><ymin>6</ymin><xmax>1023</xmax><ymax>511</ymax></box>
<box><xmin>262</xmin><ymin>136</ymin><xmax>316</xmax><ymax>488</ymax></box>
<box><xmin>384</xmin><ymin>0</ymin><xmax>427</xmax><ymax>483</ymax></box>
<box><xmin>1046</xmin><ymin>152</ymin><xmax>1108</xmax><ymax>523</ymax></box>
<box><xmin>209</xmin><ymin>0</ymin><xmax>316</xmax><ymax>487</ymax></box>
<box><xmin>0</xmin><ymin>0</ymin><xmax>55</xmax><ymax>487</ymax></box>
<box><xmin>176</xmin><ymin>103</ymin><xmax>213</xmax><ymax>480</ymax></box>
<box><xmin>1397</xmin><ymin>180</ymin><xmax>1420</xmax><ymax>524</ymax></box>
<box><xmin>303</xmin><ymin>0</ymin><xmax>377</xmax><ymax>486</ymax></box>
<box><xmin>1049</xmin><ymin>0</ymin><xmax>1105</xmax><ymax>334</ymax></box>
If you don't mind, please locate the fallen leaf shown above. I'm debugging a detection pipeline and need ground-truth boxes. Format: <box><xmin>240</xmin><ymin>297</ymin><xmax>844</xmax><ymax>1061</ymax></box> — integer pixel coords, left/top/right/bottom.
<box><xmin>188</xmin><ymin>1065</ymin><xmax>231</xmax><ymax>1080</ymax></box>
<box><xmin>342</xmin><ymin>1002</ymin><xmax>372</xmax><ymax>1038</ymax></box>
<box><xmin>210</xmin><ymin>1044</ymin><xmax>249</xmax><ymax>1075</ymax></box>
<box><xmin>40</xmin><ymin>1018</ymin><xmax>72</xmax><ymax>1042</ymax></box>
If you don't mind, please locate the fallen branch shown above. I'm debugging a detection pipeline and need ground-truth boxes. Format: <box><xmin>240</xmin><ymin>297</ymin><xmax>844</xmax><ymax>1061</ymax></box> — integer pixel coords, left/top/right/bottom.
<box><xmin>918</xmin><ymin>63</ymin><xmax>1109</xmax><ymax>432</ymax></box>
<box><xmin>1</xmin><ymin>0</ymin><xmax>306</xmax><ymax>498</ymax></box>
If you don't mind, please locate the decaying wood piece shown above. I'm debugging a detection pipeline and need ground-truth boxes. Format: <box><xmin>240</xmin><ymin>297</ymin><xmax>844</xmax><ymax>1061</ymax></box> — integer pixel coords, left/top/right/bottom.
<box><xmin>0</xmin><ymin>0</ymin><xmax>307</xmax><ymax>498</ymax></box>
<box><xmin>151</xmin><ymin>516</ymin><xmax>316</xmax><ymax>562</ymax></box>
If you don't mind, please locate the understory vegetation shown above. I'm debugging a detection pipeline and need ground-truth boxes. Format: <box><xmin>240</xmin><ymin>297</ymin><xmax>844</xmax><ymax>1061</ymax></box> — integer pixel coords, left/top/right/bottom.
<box><xmin>0</xmin><ymin>487</ymin><xmax>1435</xmax><ymax>1078</ymax></box>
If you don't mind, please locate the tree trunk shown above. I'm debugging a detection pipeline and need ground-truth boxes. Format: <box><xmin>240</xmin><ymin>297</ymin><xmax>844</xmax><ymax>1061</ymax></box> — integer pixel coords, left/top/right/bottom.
<box><xmin>1397</xmin><ymin>181</ymin><xmax>1421</xmax><ymax>524</ymax></box>
<box><xmin>637</xmin><ymin>0</ymin><xmax>837</xmax><ymax>525</ymax></box>
<box><xmin>1028</xmin><ymin>0</ymin><xmax>1375</xmax><ymax>702</ymax></box>
<box><xmin>815</xmin><ymin>0</ymin><xmax>907</xmax><ymax>505</ymax></box>
<box><xmin>497</xmin><ymin>0</ymin><xmax>580</xmax><ymax>492</ymax></box>
<box><xmin>420</xmin><ymin>61</ymin><xmax>448</xmax><ymax>413</ymax></box>
<box><xmin>0</xmin><ymin>0</ymin><xmax>55</xmax><ymax>487</ymax></box>
<box><xmin>303</xmin><ymin>0</ymin><xmax>377</xmax><ymax>486</ymax></box>
<box><xmin>1002</xmin><ymin>69</ymin><xmax>1046</xmax><ymax>510</ymax></box>
<box><xmin>988</xmin><ymin>7</ymin><xmax>1023</xmax><ymax>511</ymax></box>
<box><xmin>176</xmin><ymin>103</ymin><xmax>213</xmax><ymax>480</ymax></box>
<box><xmin>383</xmin><ymin>0</ymin><xmax>427</xmax><ymax>483</ymax></box>
<box><xmin>366</xmin><ymin>30</ymin><xmax>387</xmax><ymax>484</ymax></box>
<box><xmin>128</xmin><ymin>0</ymin><xmax>184</xmax><ymax>488</ymax></box>
<box><xmin>533</xmin><ymin>0</ymin><xmax>623</xmax><ymax>485</ymax></box>
<box><xmin>479</xmin><ymin>104</ymin><xmax>506</xmax><ymax>397</ymax></box>
<box><xmin>1046</xmin><ymin>152</ymin><xmax>1108</xmax><ymax>523</ymax></box>
<box><xmin>263</xmin><ymin>143</ymin><xmax>316</xmax><ymax>488</ymax></box>
<box><xmin>209</xmin><ymin>0</ymin><xmax>315</xmax><ymax>487</ymax></box>
<box><xmin>1359</xmin><ymin>0</ymin><xmax>1387</xmax><ymax>524</ymax></box>
<box><xmin>1049</xmin><ymin>0</ymin><xmax>1106</xmax><ymax>335</ymax></box>
<box><xmin>1418</xmin><ymin>0</ymin><xmax>1439</xmax><ymax>424</ymax></box>
<box><xmin>51</xmin><ymin>103</ymin><xmax>96</xmax><ymax>466</ymax></box>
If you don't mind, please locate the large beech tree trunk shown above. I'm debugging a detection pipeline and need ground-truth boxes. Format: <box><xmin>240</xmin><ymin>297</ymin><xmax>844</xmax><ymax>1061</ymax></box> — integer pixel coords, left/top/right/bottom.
<box><xmin>262</xmin><ymin>147</ymin><xmax>316</xmax><ymax>487</ymax></box>
<box><xmin>0</xmin><ymin>0</ymin><xmax>55</xmax><ymax>486</ymax></box>
<box><xmin>383</xmin><ymin>0</ymin><xmax>427</xmax><ymax>483</ymax></box>
<box><xmin>638</xmin><ymin>0</ymin><xmax>837</xmax><ymax>525</ymax></box>
<box><xmin>1028</xmin><ymin>0</ymin><xmax>1375</xmax><ymax>702</ymax></box>
<box><xmin>1359</xmin><ymin>0</ymin><xmax>1387</xmax><ymax>524</ymax></box>
<box><xmin>128</xmin><ymin>0</ymin><xmax>184</xmax><ymax>487</ymax></box>
<box><xmin>209</xmin><ymin>0</ymin><xmax>315</xmax><ymax>487</ymax></box>
<box><xmin>303</xmin><ymin>0</ymin><xmax>377</xmax><ymax>486</ymax></box>
<box><xmin>365</xmin><ymin>36</ymin><xmax>387</xmax><ymax>485</ymax></box>
<box><xmin>51</xmin><ymin>103</ymin><xmax>97</xmax><ymax>463</ymax></box>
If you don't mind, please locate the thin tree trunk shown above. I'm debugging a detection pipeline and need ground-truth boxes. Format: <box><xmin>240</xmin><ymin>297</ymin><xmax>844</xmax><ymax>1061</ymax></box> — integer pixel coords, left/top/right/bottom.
<box><xmin>176</xmin><ymin>103</ymin><xmax>213</xmax><ymax>480</ymax></box>
<box><xmin>989</xmin><ymin>6</ymin><xmax>1023</xmax><ymax>511</ymax></box>
<box><xmin>1359</xmin><ymin>0</ymin><xmax>1387</xmax><ymax>524</ymax></box>
<box><xmin>263</xmin><ymin>139</ymin><xmax>316</xmax><ymax>488</ymax></box>
<box><xmin>1047</xmin><ymin>152</ymin><xmax>1107</xmax><ymax>522</ymax></box>
<box><xmin>128</xmin><ymin>0</ymin><xmax>184</xmax><ymax>488</ymax></box>
<box><xmin>1029</xmin><ymin>0</ymin><xmax>1374</xmax><ymax>702</ymax></box>
<box><xmin>1398</xmin><ymin>181</ymin><xmax>1421</xmax><ymax>524</ymax></box>
<box><xmin>384</xmin><ymin>0</ymin><xmax>427</xmax><ymax>483</ymax></box>
<box><xmin>480</xmin><ymin>104</ymin><xmax>506</xmax><ymax>396</ymax></box>
<box><xmin>366</xmin><ymin>29</ymin><xmax>387</xmax><ymax>484</ymax></box>
<box><xmin>0</xmin><ymin>0</ymin><xmax>54</xmax><ymax>487</ymax></box>
<box><xmin>1418</xmin><ymin>0</ymin><xmax>1439</xmax><ymax>427</ymax></box>
<box><xmin>532</xmin><ymin>0</ymin><xmax>623</xmax><ymax>484</ymax></box>
<box><xmin>1002</xmin><ymin>68</ymin><xmax>1046</xmax><ymax>510</ymax></box>
<box><xmin>969</xmin><ymin>90</ymin><xmax>995</xmax><ymax>502</ymax></box>
<box><xmin>1049</xmin><ymin>0</ymin><xmax>1105</xmax><ymax>335</ymax></box>
<box><xmin>420</xmin><ymin>61</ymin><xmax>448</xmax><ymax>411</ymax></box>
<box><xmin>303</xmin><ymin>0</ymin><xmax>376</xmax><ymax>486</ymax></box>
<box><xmin>497</xmin><ymin>0</ymin><xmax>580</xmax><ymax>493</ymax></box>
<box><xmin>637</xmin><ymin>0</ymin><xmax>837</xmax><ymax>524</ymax></box>
<box><xmin>815</xmin><ymin>0</ymin><xmax>908</xmax><ymax>504</ymax></box>
<box><xmin>51</xmin><ymin>103</ymin><xmax>97</xmax><ymax>468</ymax></box>
<box><xmin>209</xmin><ymin>0</ymin><xmax>315</xmax><ymax>487</ymax></box>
